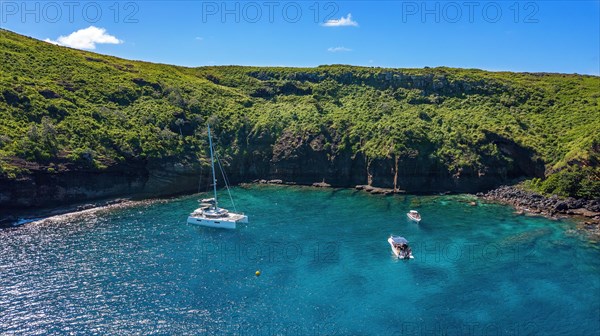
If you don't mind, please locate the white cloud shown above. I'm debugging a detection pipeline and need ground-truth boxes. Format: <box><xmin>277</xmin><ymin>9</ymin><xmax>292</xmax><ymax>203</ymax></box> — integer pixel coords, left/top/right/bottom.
<box><xmin>45</xmin><ymin>26</ymin><xmax>123</xmax><ymax>50</ymax></box>
<box><xmin>322</xmin><ymin>13</ymin><xmax>358</xmax><ymax>27</ymax></box>
<box><xmin>327</xmin><ymin>47</ymin><xmax>352</xmax><ymax>53</ymax></box>
<box><xmin>195</xmin><ymin>37</ymin><xmax>204</xmax><ymax>41</ymax></box>
<box><xmin>44</xmin><ymin>38</ymin><xmax>60</xmax><ymax>45</ymax></box>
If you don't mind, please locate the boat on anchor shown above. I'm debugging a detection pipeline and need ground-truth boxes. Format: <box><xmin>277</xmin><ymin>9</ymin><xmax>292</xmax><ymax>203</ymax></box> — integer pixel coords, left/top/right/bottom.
<box><xmin>187</xmin><ymin>125</ymin><xmax>248</xmax><ymax>229</ymax></box>
<box><xmin>407</xmin><ymin>210</ymin><xmax>421</xmax><ymax>223</ymax></box>
<box><xmin>388</xmin><ymin>235</ymin><xmax>414</xmax><ymax>259</ymax></box>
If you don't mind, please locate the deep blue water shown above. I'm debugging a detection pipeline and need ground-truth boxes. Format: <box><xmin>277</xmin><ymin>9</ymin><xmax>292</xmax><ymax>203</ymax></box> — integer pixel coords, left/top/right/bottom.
<box><xmin>1</xmin><ymin>185</ymin><xmax>599</xmax><ymax>335</ymax></box>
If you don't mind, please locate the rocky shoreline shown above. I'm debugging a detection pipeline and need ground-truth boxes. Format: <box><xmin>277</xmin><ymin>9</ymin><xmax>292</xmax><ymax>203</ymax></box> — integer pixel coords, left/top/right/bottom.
<box><xmin>4</xmin><ymin>181</ymin><xmax>600</xmax><ymax>238</ymax></box>
<box><xmin>479</xmin><ymin>185</ymin><xmax>600</xmax><ymax>236</ymax></box>
<box><xmin>0</xmin><ymin>198</ymin><xmax>131</xmax><ymax>228</ymax></box>
<box><xmin>252</xmin><ymin>179</ymin><xmax>406</xmax><ymax>195</ymax></box>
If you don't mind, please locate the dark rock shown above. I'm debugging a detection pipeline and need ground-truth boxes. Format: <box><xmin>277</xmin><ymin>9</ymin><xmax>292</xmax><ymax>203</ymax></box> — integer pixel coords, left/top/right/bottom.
<box><xmin>481</xmin><ymin>185</ymin><xmax>599</xmax><ymax>230</ymax></box>
<box><xmin>568</xmin><ymin>198</ymin><xmax>585</xmax><ymax>209</ymax></box>
<box><xmin>364</xmin><ymin>186</ymin><xmax>395</xmax><ymax>195</ymax></box>
<box><xmin>106</xmin><ymin>198</ymin><xmax>127</xmax><ymax>206</ymax></box>
<box><xmin>554</xmin><ymin>202</ymin><xmax>568</xmax><ymax>212</ymax></box>
<box><xmin>586</xmin><ymin>200</ymin><xmax>600</xmax><ymax>212</ymax></box>
<box><xmin>312</xmin><ymin>182</ymin><xmax>331</xmax><ymax>188</ymax></box>
<box><xmin>76</xmin><ymin>204</ymin><xmax>95</xmax><ymax>211</ymax></box>
<box><xmin>0</xmin><ymin>215</ymin><xmax>17</xmax><ymax>227</ymax></box>
<box><xmin>0</xmin><ymin>159</ymin><xmax>199</xmax><ymax>210</ymax></box>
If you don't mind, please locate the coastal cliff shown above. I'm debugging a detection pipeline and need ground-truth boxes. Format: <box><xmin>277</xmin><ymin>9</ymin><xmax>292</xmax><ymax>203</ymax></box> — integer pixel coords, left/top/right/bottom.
<box><xmin>0</xmin><ymin>130</ymin><xmax>546</xmax><ymax>209</ymax></box>
<box><xmin>0</xmin><ymin>29</ymin><xmax>598</xmax><ymax>212</ymax></box>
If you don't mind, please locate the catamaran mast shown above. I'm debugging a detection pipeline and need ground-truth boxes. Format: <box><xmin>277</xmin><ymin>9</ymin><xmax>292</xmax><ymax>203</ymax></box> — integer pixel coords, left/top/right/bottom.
<box><xmin>207</xmin><ymin>124</ymin><xmax>218</xmax><ymax>210</ymax></box>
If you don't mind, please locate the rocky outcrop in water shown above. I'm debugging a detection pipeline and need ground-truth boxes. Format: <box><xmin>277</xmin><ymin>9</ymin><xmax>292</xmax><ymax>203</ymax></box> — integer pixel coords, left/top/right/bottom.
<box><xmin>480</xmin><ymin>185</ymin><xmax>600</xmax><ymax>225</ymax></box>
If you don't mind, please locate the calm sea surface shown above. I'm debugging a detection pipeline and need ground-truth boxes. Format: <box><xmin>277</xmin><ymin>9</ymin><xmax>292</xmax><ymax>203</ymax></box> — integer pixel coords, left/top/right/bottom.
<box><xmin>1</xmin><ymin>185</ymin><xmax>598</xmax><ymax>335</ymax></box>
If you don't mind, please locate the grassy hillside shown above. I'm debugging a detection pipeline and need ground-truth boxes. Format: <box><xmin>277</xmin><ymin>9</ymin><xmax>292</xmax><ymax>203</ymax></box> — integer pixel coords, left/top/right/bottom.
<box><xmin>0</xmin><ymin>29</ymin><xmax>598</xmax><ymax>199</ymax></box>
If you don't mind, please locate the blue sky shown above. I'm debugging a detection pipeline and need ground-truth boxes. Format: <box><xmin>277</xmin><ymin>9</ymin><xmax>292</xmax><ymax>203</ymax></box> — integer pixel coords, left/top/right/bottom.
<box><xmin>2</xmin><ymin>1</ymin><xmax>599</xmax><ymax>74</ymax></box>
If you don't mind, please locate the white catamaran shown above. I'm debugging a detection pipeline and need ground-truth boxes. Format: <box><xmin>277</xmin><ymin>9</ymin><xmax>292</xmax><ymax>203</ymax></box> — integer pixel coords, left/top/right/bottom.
<box><xmin>187</xmin><ymin>125</ymin><xmax>248</xmax><ymax>229</ymax></box>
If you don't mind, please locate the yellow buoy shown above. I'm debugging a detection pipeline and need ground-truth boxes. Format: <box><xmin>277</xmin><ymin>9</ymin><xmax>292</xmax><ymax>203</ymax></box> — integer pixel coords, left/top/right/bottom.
<box><xmin>255</xmin><ymin>270</ymin><xmax>261</xmax><ymax>277</ymax></box>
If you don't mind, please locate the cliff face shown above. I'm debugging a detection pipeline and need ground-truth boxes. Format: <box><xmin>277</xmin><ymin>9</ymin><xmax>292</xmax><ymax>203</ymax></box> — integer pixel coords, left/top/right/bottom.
<box><xmin>0</xmin><ymin>128</ymin><xmax>545</xmax><ymax>210</ymax></box>
<box><xmin>0</xmin><ymin>160</ymin><xmax>201</xmax><ymax>209</ymax></box>
<box><xmin>263</xmin><ymin>129</ymin><xmax>544</xmax><ymax>192</ymax></box>
<box><xmin>0</xmin><ymin>168</ymin><xmax>147</xmax><ymax>208</ymax></box>
<box><xmin>1</xmin><ymin>30</ymin><xmax>598</xmax><ymax>212</ymax></box>
<box><xmin>267</xmin><ymin>129</ymin><xmax>366</xmax><ymax>186</ymax></box>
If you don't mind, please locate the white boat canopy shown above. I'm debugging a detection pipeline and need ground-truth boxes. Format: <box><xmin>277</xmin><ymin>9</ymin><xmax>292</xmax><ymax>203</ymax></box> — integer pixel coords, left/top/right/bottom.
<box><xmin>391</xmin><ymin>236</ymin><xmax>409</xmax><ymax>245</ymax></box>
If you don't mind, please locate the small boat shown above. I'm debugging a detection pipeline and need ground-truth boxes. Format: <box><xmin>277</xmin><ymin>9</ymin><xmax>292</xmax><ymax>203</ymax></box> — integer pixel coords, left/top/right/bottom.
<box><xmin>187</xmin><ymin>125</ymin><xmax>248</xmax><ymax>229</ymax></box>
<box><xmin>407</xmin><ymin>210</ymin><xmax>421</xmax><ymax>222</ymax></box>
<box><xmin>388</xmin><ymin>235</ymin><xmax>413</xmax><ymax>259</ymax></box>
<box><xmin>201</xmin><ymin>198</ymin><xmax>216</xmax><ymax>204</ymax></box>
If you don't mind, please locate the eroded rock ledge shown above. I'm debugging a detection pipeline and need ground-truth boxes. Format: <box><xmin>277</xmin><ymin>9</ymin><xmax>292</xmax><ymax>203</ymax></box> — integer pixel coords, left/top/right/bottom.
<box><xmin>480</xmin><ymin>185</ymin><xmax>600</xmax><ymax>235</ymax></box>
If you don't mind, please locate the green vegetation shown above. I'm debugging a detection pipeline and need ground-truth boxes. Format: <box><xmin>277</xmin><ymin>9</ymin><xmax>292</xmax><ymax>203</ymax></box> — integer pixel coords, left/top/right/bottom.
<box><xmin>0</xmin><ymin>29</ymin><xmax>599</xmax><ymax>198</ymax></box>
<box><xmin>525</xmin><ymin>166</ymin><xmax>600</xmax><ymax>199</ymax></box>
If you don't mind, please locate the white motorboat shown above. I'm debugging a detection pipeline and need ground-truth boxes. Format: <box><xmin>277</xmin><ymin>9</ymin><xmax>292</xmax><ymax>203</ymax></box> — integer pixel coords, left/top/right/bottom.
<box><xmin>407</xmin><ymin>210</ymin><xmax>421</xmax><ymax>222</ymax></box>
<box><xmin>388</xmin><ymin>235</ymin><xmax>414</xmax><ymax>259</ymax></box>
<box><xmin>187</xmin><ymin>125</ymin><xmax>248</xmax><ymax>229</ymax></box>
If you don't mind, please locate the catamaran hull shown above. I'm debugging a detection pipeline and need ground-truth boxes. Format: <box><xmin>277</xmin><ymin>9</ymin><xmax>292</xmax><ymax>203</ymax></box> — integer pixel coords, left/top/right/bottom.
<box><xmin>187</xmin><ymin>214</ymin><xmax>248</xmax><ymax>229</ymax></box>
<box><xmin>189</xmin><ymin>125</ymin><xmax>248</xmax><ymax>230</ymax></box>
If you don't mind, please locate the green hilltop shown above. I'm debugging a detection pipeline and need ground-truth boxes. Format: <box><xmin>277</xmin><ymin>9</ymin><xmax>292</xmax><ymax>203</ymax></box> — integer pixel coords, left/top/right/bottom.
<box><xmin>0</xmin><ymin>29</ymin><xmax>598</xmax><ymax>200</ymax></box>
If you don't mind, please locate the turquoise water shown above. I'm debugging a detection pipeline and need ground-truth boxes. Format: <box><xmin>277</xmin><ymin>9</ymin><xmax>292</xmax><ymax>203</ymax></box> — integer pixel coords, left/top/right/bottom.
<box><xmin>1</xmin><ymin>185</ymin><xmax>598</xmax><ymax>335</ymax></box>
